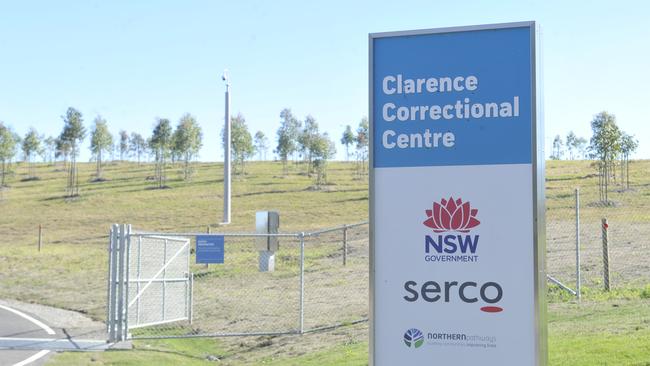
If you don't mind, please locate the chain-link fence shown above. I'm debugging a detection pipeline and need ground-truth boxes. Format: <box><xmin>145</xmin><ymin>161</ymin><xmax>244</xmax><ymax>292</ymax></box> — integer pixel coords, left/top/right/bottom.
<box><xmin>302</xmin><ymin>224</ymin><xmax>369</xmax><ymax>333</ymax></box>
<box><xmin>107</xmin><ymin>194</ymin><xmax>648</xmax><ymax>341</ymax></box>
<box><xmin>546</xmin><ymin>186</ymin><xmax>650</xmax><ymax>297</ymax></box>
<box><xmin>110</xmin><ymin>223</ymin><xmax>369</xmax><ymax>340</ymax></box>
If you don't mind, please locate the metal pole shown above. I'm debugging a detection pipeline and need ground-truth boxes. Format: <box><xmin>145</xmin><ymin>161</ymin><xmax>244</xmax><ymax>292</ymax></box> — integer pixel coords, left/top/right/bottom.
<box><xmin>222</xmin><ymin>70</ymin><xmax>231</xmax><ymax>224</ymax></box>
<box><xmin>602</xmin><ymin>218</ymin><xmax>610</xmax><ymax>291</ymax></box>
<box><xmin>189</xmin><ymin>273</ymin><xmax>194</xmax><ymax>325</ymax></box>
<box><xmin>343</xmin><ymin>225</ymin><xmax>348</xmax><ymax>266</ymax></box>
<box><xmin>575</xmin><ymin>188</ymin><xmax>581</xmax><ymax>300</ymax></box>
<box><xmin>124</xmin><ymin>224</ymin><xmax>131</xmax><ymax>340</ymax></box>
<box><xmin>106</xmin><ymin>226</ymin><xmax>114</xmax><ymax>334</ymax></box>
<box><xmin>299</xmin><ymin>233</ymin><xmax>305</xmax><ymax>334</ymax></box>
<box><xmin>162</xmin><ymin>239</ymin><xmax>168</xmax><ymax>321</ymax></box>
<box><xmin>205</xmin><ymin>226</ymin><xmax>211</xmax><ymax>269</ymax></box>
<box><xmin>136</xmin><ymin>235</ymin><xmax>141</xmax><ymax>326</ymax></box>
<box><xmin>109</xmin><ymin>224</ymin><xmax>119</xmax><ymax>342</ymax></box>
<box><xmin>38</xmin><ymin>224</ymin><xmax>42</xmax><ymax>252</ymax></box>
<box><xmin>116</xmin><ymin>224</ymin><xmax>126</xmax><ymax>341</ymax></box>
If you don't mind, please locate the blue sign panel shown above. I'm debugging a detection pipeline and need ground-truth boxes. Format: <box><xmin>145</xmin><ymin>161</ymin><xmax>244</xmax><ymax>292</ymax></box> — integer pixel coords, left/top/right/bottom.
<box><xmin>373</xmin><ymin>26</ymin><xmax>533</xmax><ymax>168</ymax></box>
<box><xmin>196</xmin><ymin>235</ymin><xmax>224</xmax><ymax>264</ymax></box>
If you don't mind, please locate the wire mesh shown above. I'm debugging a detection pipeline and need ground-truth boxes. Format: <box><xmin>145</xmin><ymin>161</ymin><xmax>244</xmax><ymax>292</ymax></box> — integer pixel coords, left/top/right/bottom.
<box><xmin>129</xmin><ymin>234</ymin><xmax>302</xmax><ymax>338</ymax></box>
<box><xmin>545</xmin><ymin>184</ymin><xmax>650</xmax><ymax>294</ymax></box>
<box><xmin>115</xmin><ymin>196</ymin><xmax>649</xmax><ymax>340</ymax></box>
<box><xmin>302</xmin><ymin>224</ymin><xmax>369</xmax><ymax>333</ymax></box>
<box><xmin>127</xmin><ymin>235</ymin><xmax>190</xmax><ymax>330</ymax></box>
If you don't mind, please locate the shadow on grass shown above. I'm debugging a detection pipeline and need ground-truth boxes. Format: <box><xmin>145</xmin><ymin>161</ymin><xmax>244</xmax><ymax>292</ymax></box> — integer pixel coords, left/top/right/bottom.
<box><xmin>20</xmin><ymin>176</ymin><xmax>41</xmax><ymax>182</ymax></box>
<box><xmin>546</xmin><ymin>174</ymin><xmax>598</xmax><ymax>182</ymax></box>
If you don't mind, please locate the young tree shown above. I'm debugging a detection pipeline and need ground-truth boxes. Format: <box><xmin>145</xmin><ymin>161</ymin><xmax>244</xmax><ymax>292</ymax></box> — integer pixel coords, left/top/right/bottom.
<box><xmin>173</xmin><ymin>113</ymin><xmax>203</xmax><ymax>180</ymax></box>
<box><xmin>119</xmin><ymin>130</ymin><xmax>129</xmax><ymax>161</ymax></box>
<box><xmin>225</xmin><ymin>113</ymin><xmax>254</xmax><ymax>175</ymax></box>
<box><xmin>574</xmin><ymin>136</ymin><xmax>588</xmax><ymax>159</ymax></box>
<box><xmin>54</xmin><ymin>137</ymin><xmax>71</xmax><ymax>170</ymax></box>
<box><xmin>60</xmin><ymin>107</ymin><xmax>86</xmax><ymax>197</ymax></box>
<box><xmin>565</xmin><ymin>131</ymin><xmax>577</xmax><ymax>160</ymax></box>
<box><xmin>311</xmin><ymin>132</ymin><xmax>336</xmax><ymax>187</ymax></box>
<box><xmin>0</xmin><ymin>122</ymin><xmax>17</xmax><ymax>187</ymax></box>
<box><xmin>298</xmin><ymin>115</ymin><xmax>319</xmax><ymax>174</ymax></box>
<box><xmin>551</xmin><ymin>135</ymin><xmax>564</xmax><ymax>160</ymax></box>
<box><xmin>619</xmin><ymin>132</ymin><xmax>638</xmax><ymax>189</ymax></box>
<box><xmin>42</xmin><ymin>136</ymin><xmax>55</xmax><ymax>164</ymax></box>
<box><xmin>89</xmin><ymin>116</ymin><xmax>113</xmax><ymax>179</ymax></box>
<box><xmin>341</xmin><ymin>125</ymin><xmax>355</xmax><ymax>161</ymax></box>
<box><xmin>589</xmin><ymin>111</ymin><xmax>622</xmax><ymax>204</ymax></box>
<box><xmin>355</xmin><ymin>117</ymin><xmax>369</xmax><ymax>174</ymax></box>
<box><xmin>129</xmin><ymin>132</ymin><xmax>147</xmax><ymax>164</ymax></box>
<box><xmin>254</xmin><ymin>131</ymin><xmax>268</xmax><ymax>161</ymax></box>
<box><xmin>22</xmin><ymin>128</ymin><xmax>41</xmax><ymax>179</ymax></box>
<box><xmin>275</xmin><ymin>108</ymin><xmax>301</xmax><ymax>175</ymax></box>
<box><xmin>149</xmin><ymin>118</ymin><xmax>173</xmax><ymax>188</ymax></box>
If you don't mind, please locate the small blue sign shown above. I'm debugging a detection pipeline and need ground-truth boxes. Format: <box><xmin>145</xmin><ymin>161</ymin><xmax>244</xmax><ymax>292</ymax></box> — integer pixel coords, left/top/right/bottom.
<box><xmin>195</xmin><ymin>235</ymin><xmax>224</xmax><ymax>264</ymax></box>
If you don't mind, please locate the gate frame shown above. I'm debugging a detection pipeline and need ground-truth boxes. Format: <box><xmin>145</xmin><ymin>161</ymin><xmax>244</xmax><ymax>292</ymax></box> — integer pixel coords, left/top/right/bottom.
<box><xmin>127</xmin><ymin>234</ymin><xmax>192</xmax><ymax>329</ymax></box>
<box><xmin>107</xmin><ymin>223</ymin><xmax>130</xmax><ymax>342</ymax></box>
<box><xmin>107</xmin><ymin>225</ymin><xmax>193</xmax><ymax>342</ymax></box>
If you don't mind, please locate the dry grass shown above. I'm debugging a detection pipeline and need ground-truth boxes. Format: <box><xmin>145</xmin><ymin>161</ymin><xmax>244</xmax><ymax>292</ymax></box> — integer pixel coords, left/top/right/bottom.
<box><xmin>1</xmin><ymin>159</ymin><xmax>649</xmax><ymax>365</ymax></box>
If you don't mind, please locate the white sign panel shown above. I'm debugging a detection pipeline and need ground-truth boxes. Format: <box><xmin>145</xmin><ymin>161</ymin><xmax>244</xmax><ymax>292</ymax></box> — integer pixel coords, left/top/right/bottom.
<box><xmin>370</xmin><ymin>22</ymin><xmax>546</xmax><ymax>365</ymax></box>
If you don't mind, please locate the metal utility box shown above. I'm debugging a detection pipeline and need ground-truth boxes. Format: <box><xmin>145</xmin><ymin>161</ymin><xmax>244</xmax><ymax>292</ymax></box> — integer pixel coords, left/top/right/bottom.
<box><xmin>255</xmin><ymin>211</ymin><xmax>280</xmax><ymax>251</ymax></box>
<box><xmin>256</xmin><ymin>211</ymin><xmax>279</xmax><ymax>272</ymax></box>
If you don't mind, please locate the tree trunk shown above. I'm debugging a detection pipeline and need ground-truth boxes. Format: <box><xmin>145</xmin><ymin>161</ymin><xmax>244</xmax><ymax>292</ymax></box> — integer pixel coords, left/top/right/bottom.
<box><xmin>97</xmin><ymin>150</ymin><xmax>102</xmax><ymax>178</ymax></box>
<box><xmin>604</xmin><ymin>159</ymin><xmax>608</xmax><ymax>204</ymax></box>
<box><xmin>625</xmin><ymin>154</ymin><xmax>630</xmax><ymax>189</ymax></box>
<box><xmin>184</xmin><ymin>153</ymin><xmax>189</xmax><ymax>181</ymax></box>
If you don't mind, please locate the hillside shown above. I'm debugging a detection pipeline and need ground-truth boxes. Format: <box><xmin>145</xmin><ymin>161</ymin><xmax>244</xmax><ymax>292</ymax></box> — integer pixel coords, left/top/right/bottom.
<box><xmin>0</xmin><ymin>159</ymin><xmax>649</xmax><ymax>365</ymax></box>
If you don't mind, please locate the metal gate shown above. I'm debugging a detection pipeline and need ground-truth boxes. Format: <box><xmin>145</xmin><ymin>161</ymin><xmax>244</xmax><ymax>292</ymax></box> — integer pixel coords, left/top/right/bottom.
<box><xmin>107</xmin><ymin>224</ymin><xmax>193</xmax><ymax>342</ymax></box>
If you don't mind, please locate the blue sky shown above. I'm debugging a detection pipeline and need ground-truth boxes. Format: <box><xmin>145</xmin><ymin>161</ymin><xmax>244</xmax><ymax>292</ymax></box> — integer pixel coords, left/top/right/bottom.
<box><xmin>1</xmin><ymin>0</ymin><xmax>648</xmax><ymax>161</ymax></box>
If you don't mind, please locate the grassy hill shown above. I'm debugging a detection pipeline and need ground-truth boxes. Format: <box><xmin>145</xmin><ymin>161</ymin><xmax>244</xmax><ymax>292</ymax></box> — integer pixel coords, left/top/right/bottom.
<box><xmin>0</xmin><ymin>159</ymin><xmax>649</xmax><ymax>365</ymax></box>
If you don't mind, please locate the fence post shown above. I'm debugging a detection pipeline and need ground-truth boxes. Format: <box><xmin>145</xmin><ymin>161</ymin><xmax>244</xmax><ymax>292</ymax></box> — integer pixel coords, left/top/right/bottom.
<box><xmin>116</xmin><ymin>224</ymin><xmax>127</xmax><ymax>341</ymax></box>
<box><xmin>109</xmin><ymin>224</ymin><xmax>119</xmax><ymax>342</ymax></box>
<box><xmin>124</xmin><ymin>224</ymin><xmax>131</xmax><ymax>340</ymax></box>
<box><xmin>162</xmin><ymin>239</ymin><xmax>168</xmax><ymax>322</ymax></box>
<box><xmin>343</xmin><ymin>225</ymin><xmax>348</xmax><ymax>266</ymax></box>
<box><xmin>38</xmin><ymin>224</ymin><xmax>42</xmax><ymax>252</ymax></box>
<box><xmin>189</xmin><ymin>273</ymin><xmax>194</xmax><ymax>325</ymax></box>
<box><xmin>299</xmin><ymin>232</ymin><xmax>305</xmax><ymax>334</ymax></box>
<box><xmin>575</xmin><ymin>188</ymin><xmax>581</xmax><ymax>300</ymax></box>
<box><xmin>602</xmin><ymin>218</ymin><xmax>610</xmax><ymax>291</ymax></box>
<box><xmin>205</xmin><ymin>226</ymin><xmax>211</xmax><ymax>269</ymax></box>
<box><xmin>106</xmin><ymin>226</ymin><xmax>114</xmax><ymax>336</ymax></box>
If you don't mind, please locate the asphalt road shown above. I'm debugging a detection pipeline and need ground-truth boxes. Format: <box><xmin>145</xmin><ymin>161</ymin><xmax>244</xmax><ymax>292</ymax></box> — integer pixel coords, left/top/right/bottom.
<box><xmin>0</xmin><ymin>304</ymin><xmax>53</xmax><ymax>366</ymax></box>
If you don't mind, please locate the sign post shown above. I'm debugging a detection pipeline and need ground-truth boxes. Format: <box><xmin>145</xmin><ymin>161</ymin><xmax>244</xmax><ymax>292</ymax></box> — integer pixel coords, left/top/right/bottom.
<box><xmin>369</xmin><ymin>22</ymin><xmax>546</xmax><ymax>365</ymax></box>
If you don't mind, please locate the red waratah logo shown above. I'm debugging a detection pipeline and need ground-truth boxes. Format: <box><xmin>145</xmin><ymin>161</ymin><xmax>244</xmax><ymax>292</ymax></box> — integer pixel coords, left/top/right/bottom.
<box><xmin>423</xmin><ymin>197</ymin><xmax>480</xmax><ymax>233</ymax></box>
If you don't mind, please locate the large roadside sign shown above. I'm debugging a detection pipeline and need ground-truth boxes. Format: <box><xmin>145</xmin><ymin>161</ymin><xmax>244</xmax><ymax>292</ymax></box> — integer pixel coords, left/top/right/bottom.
<box><xmin>369</xmin><ymin>22</ymin><xmax>546</xmax><ymax>365</ymax></box>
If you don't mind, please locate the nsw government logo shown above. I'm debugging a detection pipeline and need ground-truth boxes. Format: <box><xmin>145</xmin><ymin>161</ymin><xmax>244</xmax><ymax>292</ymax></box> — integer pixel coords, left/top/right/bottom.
<box><xmin>423</xmin><ymin>197</ymin><xmax>481</xmax><ymax>263</ymax></box>
<box><xmin>403</xmin><ymin>328</ymin><xmax>424</xmax><ymax>349</ymax></box>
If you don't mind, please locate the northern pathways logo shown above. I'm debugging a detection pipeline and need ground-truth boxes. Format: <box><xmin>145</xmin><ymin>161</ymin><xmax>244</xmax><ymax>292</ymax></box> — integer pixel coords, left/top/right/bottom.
<box><xmin>403</xmin><ymin>328</ymin><xmax>424</xmax><ymax>349</ymax></box>
<box><xmin>423</xmin><ymin>197</ymin><xmax>481</xmax><ymax>263</ymax></box>
<box><xmin>402</xmin><ymin>328</ymin><xmax>498</xmax><ymax>349</ymax></box>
